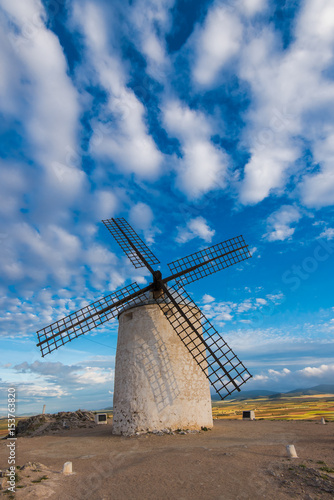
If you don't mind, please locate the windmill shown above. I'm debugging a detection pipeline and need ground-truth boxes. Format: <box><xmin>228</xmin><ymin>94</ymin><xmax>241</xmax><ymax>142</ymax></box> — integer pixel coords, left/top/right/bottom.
<box><xmin>36</xmin><ymin>218</ymin><xmax>252</xmax><ymax>434</ymax></box>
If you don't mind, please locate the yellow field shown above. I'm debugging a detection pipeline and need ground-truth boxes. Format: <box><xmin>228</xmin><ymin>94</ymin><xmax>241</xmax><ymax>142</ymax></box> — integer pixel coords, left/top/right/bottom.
<box><xmin>212</xmin><ymin>395</ymin><xmax>334</xmax><ymax>421</ymax></box>
<box><xmin>1</xmin><ymin>396</ymin><xmax>333</xmax><ymax>437</ymax></box>
<box><xmin>0</xmin><ymin>416</ymin><xmax>26</xmax><ymax>438</ymax></box>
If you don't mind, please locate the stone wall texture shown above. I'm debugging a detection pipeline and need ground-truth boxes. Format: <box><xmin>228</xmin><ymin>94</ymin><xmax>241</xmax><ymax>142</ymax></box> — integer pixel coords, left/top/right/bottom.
<box><xmin>112</xmin><ymin>303</ymin><xmax>213</xmax><ymax>435</ymax></box>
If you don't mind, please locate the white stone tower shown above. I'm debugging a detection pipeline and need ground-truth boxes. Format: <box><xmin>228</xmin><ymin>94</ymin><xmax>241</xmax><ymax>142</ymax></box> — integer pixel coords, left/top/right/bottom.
<box><xmin>112</xmin><ymin>294</ymin><xmax>213</xmax><ymax>435</ymax></box>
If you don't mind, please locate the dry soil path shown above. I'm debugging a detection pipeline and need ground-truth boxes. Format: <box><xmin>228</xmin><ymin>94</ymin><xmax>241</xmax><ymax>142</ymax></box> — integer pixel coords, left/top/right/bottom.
<box><xmin>0</xmin><ymin>420</ymin><xmax>333</xmax><ymax>499</ymax></box>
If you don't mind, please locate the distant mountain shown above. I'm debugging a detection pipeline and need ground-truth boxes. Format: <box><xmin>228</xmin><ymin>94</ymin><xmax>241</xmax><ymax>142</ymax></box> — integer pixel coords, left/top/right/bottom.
<box><xmin>286</xmin><ymin>384</ymin><xmax>334</xmax><ymax>396</ymax></box>
<box><xmin>212</xmin><ymin>390</ymin><xmax>279</xmax><ymax>401</ymax></box>
<box><xmin>212</xmin><ymin>384</ymin><xmax>334</xmax><ymax>402</ymax></box>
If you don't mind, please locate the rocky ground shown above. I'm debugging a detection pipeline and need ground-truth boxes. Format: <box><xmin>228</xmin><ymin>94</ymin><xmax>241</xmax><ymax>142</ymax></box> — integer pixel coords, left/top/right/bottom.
<box><xmin>14</xmin><ymin>410</ymin><xmax>96</xmax><ymax>437</ymax></box>
<box><xmin>0</xmin><ymin>418</ymin><xmax>333</xmax><ymax>499</ymax></box>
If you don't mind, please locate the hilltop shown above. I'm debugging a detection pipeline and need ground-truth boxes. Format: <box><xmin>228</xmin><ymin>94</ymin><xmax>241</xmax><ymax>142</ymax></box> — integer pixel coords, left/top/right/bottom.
<box><xmin>212</xmin><ymin>384</ymin><xmax>334</xmax><ymax>401</ymax></box>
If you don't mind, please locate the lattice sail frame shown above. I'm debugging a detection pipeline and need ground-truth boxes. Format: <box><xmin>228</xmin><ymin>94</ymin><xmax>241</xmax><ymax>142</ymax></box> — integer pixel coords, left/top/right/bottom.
<box><xmin>167</xmin><ymin>235</ymin><xmax>251</xmax><ymax>287</ymax></box>
<box><xmin>36</xmin><ymin>217</ymin><xmax>253</xmax><ymax>399</ymax></box>
<box><xmin>37</xmin><ymin>283</ymin><xmax>142</xmax><ymax>357</ymax></box>
<box><xmin>102</xmin><ymin>218</ymin><xmax>160</xmax><ymax>269</ymax></box>
<box><xmin>157</xmin><ymin>286</ymin><xmax>252</xmax><ymax>399</ymax></box>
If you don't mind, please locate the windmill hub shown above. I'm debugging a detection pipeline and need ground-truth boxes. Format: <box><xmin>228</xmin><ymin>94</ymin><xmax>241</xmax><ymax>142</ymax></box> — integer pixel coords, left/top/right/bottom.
<box><xmin>36</xmin><ymin>217</ymin><xmax>252</xmax><ymax>436</ymax></box>
<box><xmin>152</xmin><ymin>270</ymin><xmax>164</xmax><ymax>298</ymax></box>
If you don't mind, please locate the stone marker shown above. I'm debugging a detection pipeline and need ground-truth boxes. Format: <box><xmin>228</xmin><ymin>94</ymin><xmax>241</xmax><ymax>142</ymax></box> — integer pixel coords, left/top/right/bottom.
<box><xmin>62</xmin><ymin>462</ymin><xmax>72</xmax><ymax>475</ymax></box>
<box><xmin>286</xmin><ymin>445</ymin><xmax>298</xmax><ymax>458</ymax></box>
<box><xmin>242</xmin><ymin>410</ymin><xmax>255</xmax><ymax>420</ymax></box>
<box><xmin>42</xmin><ymin>405</ymin><xmax>46</xmax><ymax>415</ymax></box>
<box><xmin>321</xmin><ymin>417</ymin><xmax>326</xmax><ymax>425</ymax></box>
<box><xmin>95</xmin><ymin>413</ymin><xmax>108</xmax><ymax>425</ymax></box>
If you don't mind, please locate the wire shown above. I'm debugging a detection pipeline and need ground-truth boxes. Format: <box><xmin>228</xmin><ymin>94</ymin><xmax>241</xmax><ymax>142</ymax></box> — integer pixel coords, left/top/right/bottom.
<box><xmin>83</xmin><ymin>336</ymin><xmax>117</xmax><ymax>351</ymax></box>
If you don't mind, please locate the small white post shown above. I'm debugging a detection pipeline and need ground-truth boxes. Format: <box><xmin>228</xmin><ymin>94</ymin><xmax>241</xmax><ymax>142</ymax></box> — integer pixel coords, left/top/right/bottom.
<box><xmin>42</xmin><ymin>405</ymin><xmax>46</xmax><ymax>414</ymax></box>
<box><xmin>62</xmin><ymin>462</ymin><xmax>72</xmax><ymax>475</ymax></box>
<box><xmin>286</xmin><ymin>445</ymin><xmax>298</xmax><ymax>458</ymax></box>
<box><xmin>321</xmin><ymin>417</ymin><xmax>326</xmax><ymax>425</ymax></box>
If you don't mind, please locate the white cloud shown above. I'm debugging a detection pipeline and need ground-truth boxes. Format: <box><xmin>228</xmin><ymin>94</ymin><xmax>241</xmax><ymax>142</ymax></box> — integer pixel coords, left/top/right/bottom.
<box><xmin>163</xmin><ymin>100</ymin><xmax>229</xmax><ymax>198</ymax></box>
<box><xmin>265</xmin><ymin>205</ymin><xmax>302</xmax><ymax>241</ymax></box>
<box><xmin>0</xmin><ymin>1</ymin><xmax>83</xmax><ymax>193</ymax></box>
<box><xmin>13</xmin><ymin>359</ymin><xmax>114</xmax><ymax>388</ymax></box>
<box><xmin>192</xmin><ymin>4</ymin><xmax>243</xmax><ymax>86</ymax></box>
<box><xmin>298</xmin><ymin>364</ymin><xmax>334</xmax><ymax>378</ymax></box>
<box><xmin>319</xmin><ymin>227</ymin><xmax>334</xmax><ymax>240</ymax></box>
<box><xmin>301</xmin><ymin>145</ymin><xmax>334</xmax><ymax>207</ymax></box>
<box><xmin>23</xmin><ymin>383</ymin><xmax>68</xmax><ymax>398</ymax></box>
<box><xmin>72</xmin><ymin>2</ymin><xmax>163</xmax><ymax>178</ymax></box>
<box><xmin>176</xmin><ymin>216</ymin><xmax>215</xmax><ymax>244</ymax></box>
<box><xmin>252</xmin><ymin>363</ymin><xmax>334</xmax><ymax>389</ymax></box>
<box><xmin>129</xmin><ymin>202</ymin><xmax>158</xmax><ymax>245</ymax></box>
<box><xmin>238</xmin><ymin>0</ymin><xmax>334</xmax><ymax>207</ymax></box>
<box><xmin>93</xmin><ymin>190</ymin><xmax>118</xmax><ymax>219</ymax></box>
<box><xmin>74</xmin><ymin>366</ymin><xmax>114</xmax><ymax>385</ymax></box>
<box><xmin>240</xmin><ymin>143</ymin><xmax>300</xmax><ymax>205</ymax></box>
<box><xmin>127</xmin><ymin>0</ymin><xmax>174</xmax><ymax>81</ymax></box>
<box><xmin>202</xmin><ymin>294</ymin><xmax>215</xmax><ymax>304</ymax></box>
<box><xmin>237</xmin><ymin>0</ymin><xmax>267</xmax><ymax>17</ymax></box>
<box><xmin>200</xmin><ymin>290</ymin><xmax>285</xmax><ymax>328</ymax></box>
<box><xmin>129</xmin><ymin>202</ymin><xmax>153</xmax><ymax>229</ymax></box>
<box><xmin>253</xmin><ymin>367</ymin><xmax>291</xmax><ymax>382</ymax></box>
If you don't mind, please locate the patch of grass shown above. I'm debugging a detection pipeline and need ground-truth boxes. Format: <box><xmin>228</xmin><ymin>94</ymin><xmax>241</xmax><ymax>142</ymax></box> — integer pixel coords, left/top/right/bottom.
<box><xmin>31</xmin><ymin>475</ymin><xmax>48</xmax><ymax>483</ymax></box>
<box><xmin>3</xmin><ymin>492</ymin><xmax>15</xmax><ymax>499</ymax></box>
<box><xmin>317</xmin><ymin>460</ymin><xmax>326</xmax><ymax>464</ymax></box>
<box><xmin>319</xmin><ymin>466</ymin><xmax>334</xmax><ymax>473</ymax></box>
<box><xmin>299</xmin><ymin>464</ymin><xmax>306</xmax><ymax>468</ymax></box>
<box><xmin>201</xmin><ymin>426</ymin><xmax>210</xmax><ymax>431</ymax></box>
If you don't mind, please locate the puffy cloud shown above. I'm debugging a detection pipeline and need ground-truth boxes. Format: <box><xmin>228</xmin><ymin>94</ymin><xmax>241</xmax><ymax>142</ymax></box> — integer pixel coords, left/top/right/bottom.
<box><xmin>0</xmin><ymin>0</ymin><xmax>83</xmax><ymax>195</ymax></box>
<box><xmin>176</xmin><ymin>216</ymin><xmax>215</xmax><ymax>244</ymax></box>
<box><xmin>238</xmin><ymin>0</ymin><xmax>334</xmax><ymax>207</ymax></box>
<box><xmin>22</xmin><ymin>383</ymin><xmax>68</xmax><ymax>398</ymax></box>
<box><xmin>319</xmin><ymin>227</ymin><xmax>334</xmax><ymax>240</ymax></box>
<box><xmin>301</xmin><ymin>170</ymin><xmax>334</xmax><ymax>208</ymax></box>
<box><xmin>298</xmin><ymin>364</ymin><xmax>334</xmax><ymax>378</ymax></box>
<box><xmin>237</xmin><ymin>0</ymin><xmax>267</xmax><ymax>17</ymax></box>
<box><xmin>129</xmin><ymin>202</ymin><xmax>159</xmax><ymax>245</ymax></box>
<box><xmin>72</xmin><ymin>1</ymin><xmax>163</xmax><ymax>178</ymax></box>
<box><xmin>265</xmin><ymin>205</ymin><xmax>302</xmax><ymax>241</ymax></box>
<box><xmin>127</xmin><ymin>0</ymin><xmax>174</xmax><ymax>80</ymax></box>
<box><xmin>199</xmin><ymin>290</ymin><xmax>285</xmax><ymax>328</ymax></box>
<box><xmin>14</xmin><ymin>359</ymin><xmax>114</xmax><ymax>387</ymax></box>
<box><xmin>253</xmin><ymin>367</ymin><xmax>291</xmax><ymax>382</ymax></box>
<box><xmin>163</xmin><ymin>100</ymin><xmax>229</xmax><ymax>198</ymax></box>
<box><xmin>192</xmin><ymin>4</ymin><xmax>243</xmax><ymax>86</ymax></box>
<box><xmin>239</xmin><ymin>143</ymin><xmax>300</xmax><ymax>205</ymax></box>
<box><xmin>251</xmin><ymin>364</ymin><xmax>334</xmax><ymax>390</ymax></box>
<box><xmin>202</xmin><ymin>294</ymin><xmax>215</xmax><ymax>304</ymax></box>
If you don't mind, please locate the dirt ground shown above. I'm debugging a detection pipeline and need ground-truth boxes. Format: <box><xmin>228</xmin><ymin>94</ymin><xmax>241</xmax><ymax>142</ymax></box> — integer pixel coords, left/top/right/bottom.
<box><xmin>0</xmin><ymin>419</ymin><xmax>333</xmax><ymax>500</ymax></box>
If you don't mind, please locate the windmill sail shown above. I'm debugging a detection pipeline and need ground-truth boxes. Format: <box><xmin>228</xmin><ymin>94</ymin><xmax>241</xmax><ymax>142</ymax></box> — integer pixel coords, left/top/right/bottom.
<box><xmin>156</xmin><ymin>286</ymin><xmax>252</xmax><ymax>399</ymax></box>
<box><xmin>103</xmin><ymin>218</ymin><xmax>160</xmax><ymax>269</ymax></box>
<box><xmin>167</xmin><ymin>236</ymin><xmax>251</xmax><ymax>287</ymax></box>
<box><xmin>36</xmin><ymin>217</ymin><xmax>253</xmax><ymax>401</ymax></box>
<box><xmin>37</xmin><ymin>282</ymin><xmax>143</xmax><ymax>357</ymax></box>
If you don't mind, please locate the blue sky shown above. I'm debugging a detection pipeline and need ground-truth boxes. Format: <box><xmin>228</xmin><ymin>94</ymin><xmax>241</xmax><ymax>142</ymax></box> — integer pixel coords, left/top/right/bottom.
<box><xmin>0</xmin><ymin>0</ymin><xmax>334</xmax><ymax>415</ymax></box>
